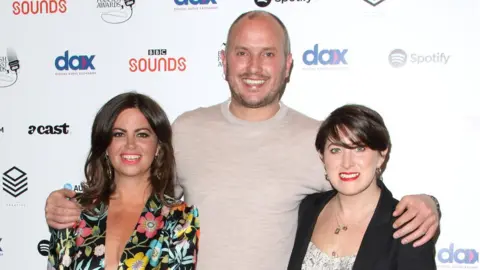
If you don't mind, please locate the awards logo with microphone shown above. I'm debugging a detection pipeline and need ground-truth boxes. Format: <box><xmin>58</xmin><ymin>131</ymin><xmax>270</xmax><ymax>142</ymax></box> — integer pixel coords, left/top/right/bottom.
<box><xmin>97</xmin><ymin>0</ymin><xmax>135</xmax><ymax>24</ymax></box>
<box><xmin>0</xmin><ymin>48</ymin><xmax>20</xmax><ymax>88</ymax></box>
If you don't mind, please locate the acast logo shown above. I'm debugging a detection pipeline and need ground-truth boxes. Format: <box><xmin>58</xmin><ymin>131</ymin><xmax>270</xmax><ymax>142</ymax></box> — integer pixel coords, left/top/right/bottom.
<box><xmin>28</xmin><ymin>123</ymin><xmax>70</xmax><ymax>135</ymax></box>
<box><xmin>3</xmin><ymin>166</ymin><xmax>28</xmax><ymax>198</ymax></box>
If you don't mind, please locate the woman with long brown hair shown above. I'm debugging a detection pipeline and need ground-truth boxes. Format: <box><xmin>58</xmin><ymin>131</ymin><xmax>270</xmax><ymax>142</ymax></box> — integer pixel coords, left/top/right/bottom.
<box><xmin>48</xmin><ymin>92</ymin><xmax>200</xmax><ymax>270</ymax></box>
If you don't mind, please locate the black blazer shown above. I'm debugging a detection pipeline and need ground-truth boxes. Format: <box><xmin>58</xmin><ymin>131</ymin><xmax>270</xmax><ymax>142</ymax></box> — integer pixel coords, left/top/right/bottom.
<box><xmin>288</xmin><ymin>181</ymin><xmax>437</xmax><ymax>270</ymax></box>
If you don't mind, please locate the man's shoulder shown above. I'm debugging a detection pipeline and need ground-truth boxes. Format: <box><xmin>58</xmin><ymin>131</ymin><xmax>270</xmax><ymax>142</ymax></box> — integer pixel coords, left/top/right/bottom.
<box><xmin>284</xmin><ymin>105</ymin><xmax>323</xmax><ymax>138</ymax></box>
<box><xmin>286</xmin><ymin>106</ymin><xmax>322</xmax><ymax>127</ymax></box>
<box><xmin>173</xmin><ymin>102</ymin><xmax>223</xmax><ymax>126</ymax></box>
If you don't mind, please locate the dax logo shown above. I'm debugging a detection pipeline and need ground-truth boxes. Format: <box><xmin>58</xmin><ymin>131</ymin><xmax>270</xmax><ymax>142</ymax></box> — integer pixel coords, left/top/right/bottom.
<box><xmin>2</xmin><ymin>166</ymin><xmax>28</xmax><ymax>198</ymax></box>
<box><xmin>174</xmin><ymin>0</ymin><xmax>217</xmax><ymax>4</ymax></box>
<box><xmin>437</xmin><ymin>243</ymin><xmax>479</xmax><ymax>265</ymax></box>
<box><xmin>303</xmin><ymin>45</ymin><xmax>348</xmax><ymax>66</ymax></box>
<box><xmin>363</xmin><ymin>0</ymin><xmax>386</xmax><ymax>6</ymax></box>
<box><xmin>98</xmin><ymin>0</ymin><xmax>135</xmax><ymax>24</ymax></box>
<box><xmin>64</xmin><ymin>183</ymin><xmax>83</xmax><ymax>193</ymax></box>
<box><xmin>55</xmin><ymin>51</ymin><xmax>95</xmax><ymax>71</ymax></box>
<box><xmin>0</xmin><ymin>47</ymin><xmax>20</xmax><ymax>88</ymax></box>
<box><xmin>37</xmin><ymin>239</ymin><xmax>50</xmax><ymax>256</ymax></box>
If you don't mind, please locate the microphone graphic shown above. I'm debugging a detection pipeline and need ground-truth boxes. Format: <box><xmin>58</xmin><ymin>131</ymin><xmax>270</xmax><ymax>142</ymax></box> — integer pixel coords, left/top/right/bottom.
<box><xmin>6</xmin><ymin>48</ymin><xmax>19</xmax><ymax>72</ymax></box>
<box><xmin>124</xmin><ymin>0</ymin><xmax>135</xmax><ymax>7</ymax></box>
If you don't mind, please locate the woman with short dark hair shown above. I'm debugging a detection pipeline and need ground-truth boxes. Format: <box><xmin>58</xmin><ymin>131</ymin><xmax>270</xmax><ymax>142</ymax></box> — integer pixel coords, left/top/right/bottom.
<box><xmin>288</xmin><ymin>104</ymin><xmax>436</xmax><ymax>270</ymax></box>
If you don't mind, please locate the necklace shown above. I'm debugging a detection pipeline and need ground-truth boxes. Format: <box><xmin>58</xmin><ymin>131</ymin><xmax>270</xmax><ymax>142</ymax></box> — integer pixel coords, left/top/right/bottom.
<box><xmin>334</xmin><ymin>213</ymin><xmax>348</xmax><ymax>234</ymax></box>
<box><xmin>333</xmin><ymin>195</ymin><xmax>348</xmax><ymax>235</ymax></box>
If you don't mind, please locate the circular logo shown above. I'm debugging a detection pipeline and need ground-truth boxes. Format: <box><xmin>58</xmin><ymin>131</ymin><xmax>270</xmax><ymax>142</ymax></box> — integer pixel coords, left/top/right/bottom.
<box><xmin>37</xmin><ymin>240</ymin><xmax>50</xmax><ymax>256</ymax></box>
<box><xmin>254</xmin><ymin>0</ymin><xmax>272</xmax><ymax>8</ymax></box>
<box><xmin>63</xmin><ymin>183</ymin><xmax>73</xmax><ymax>190</ymax></box>
<box><xmin>389</xmin><ymin>49</ymin><xmax>407</xmax><ymax>68</ymax></box>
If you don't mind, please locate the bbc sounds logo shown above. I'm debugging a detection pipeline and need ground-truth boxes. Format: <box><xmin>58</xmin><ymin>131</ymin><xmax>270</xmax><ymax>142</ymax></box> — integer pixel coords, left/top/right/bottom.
<box><xmin>129</xmin><ymin>48</ymin><xmax>187</xmax><ymax>73</ymax></box>
<box><xmin>12</xmin><ymin>0</ymin><xmax>67</xmax><ymax>15</ymax></box>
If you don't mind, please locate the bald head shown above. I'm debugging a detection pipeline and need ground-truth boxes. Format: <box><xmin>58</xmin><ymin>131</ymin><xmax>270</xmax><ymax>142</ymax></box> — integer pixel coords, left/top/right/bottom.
<box><xmin>225</xmin><ymin>10</ymin><xmax>291</xmax><ymax>57</ymax></box>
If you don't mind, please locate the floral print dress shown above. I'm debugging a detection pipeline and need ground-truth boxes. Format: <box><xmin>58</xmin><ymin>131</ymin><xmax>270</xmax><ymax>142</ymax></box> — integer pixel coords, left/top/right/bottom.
<box><xmin>47</xmin><ymin>194</ymin><xmax>200</xmax><ymax>270</ymax></box>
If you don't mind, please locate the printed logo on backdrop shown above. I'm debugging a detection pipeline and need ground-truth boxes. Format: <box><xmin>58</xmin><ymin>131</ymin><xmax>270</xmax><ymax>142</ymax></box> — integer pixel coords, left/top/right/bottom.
<box><xmin>174</xmin><ymin>0</ymin><xmax>218</xmax><ymax>11</ymax></box>
<box><xmin>302</xmin><ymin>45</ymin><xmax>348</xmax><ymax>70</ymax></box>
<box><xmin>0</xmin><ymin>238</ymin><xmax>3</xmax><ymax>256</ymax></box>
<box><xmin>363</xmin><ymin>0</ymin><xmax>386</xmax><ymax>6</ymax></box>
<box><xmin>388</xmin><ymin>49</ymin><xmax>451</xmax><ymax>68</ymax></box>
<box><xmin>97</xmin><ymin>0</ymin><xmax>135</xmax><ymax>24</ymax></box>
<box><xmin>0</xmin><ymin>126</ymin><xmax>4</xmax><ymax>145</ymax></box>
<box><xmin>12</xmin><ymin>0</ymin><xmax>67</xmax><ymax>15</ymax></box>
<box><xmin>436</xmin><ymin>243</ymin><xmax>479</xmax><ymax>268</ymax></box>
<box><xmin>37</xmin><ymin>239</ymin><xmax>50</xmax><ymax>256</ymax></box>
<box><xmin>217</xmin><ymin>42</ymin><xmax>226</xmax><ymax>79</ymax></box>
<box><xmin>129</xmin><ymin>49</ymin><xmax>187</xmax><ymax>73</ymax></box>
<box><xmin>64</xmin><ymin>183</ymin><xmax>83</xmax><ymax>193</ymax></box>
<box><xmin>254</xmin><ymin>0</ymin><xmax>312</xmax><ymax>8</ymax></box>
<box><xmin>0</xmin><ymin>48</ymin><xmax>20</xmax><ymax>88</ymax></box>
<box><xmin>28</xmin><ymin>123</ymin><xmax>70</xmax><ymax>135</ymax></box>
<box><xmin>55</xmin><ymin>51</ymin><xmax>96</xmax><ymax>76</ymax></box>
<box><xmin>2</xmin><ymin>166</ymin><xmax>28</xmax><ymax>207</ymax></box>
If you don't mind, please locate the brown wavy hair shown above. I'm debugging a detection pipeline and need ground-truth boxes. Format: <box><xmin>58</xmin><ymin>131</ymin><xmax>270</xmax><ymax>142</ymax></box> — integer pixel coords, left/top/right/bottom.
<box><xmin>78</xmin><ymin>92</ymin><xmax>175</xmax><ymax>214</ymax></box>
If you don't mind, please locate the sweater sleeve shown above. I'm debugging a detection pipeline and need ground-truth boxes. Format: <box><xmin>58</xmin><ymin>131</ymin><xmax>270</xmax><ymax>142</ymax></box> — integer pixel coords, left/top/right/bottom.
<box><xmin>47</xmin><ymin>228</ymin><xmax>76</xmax><ymax>270</ymax></box>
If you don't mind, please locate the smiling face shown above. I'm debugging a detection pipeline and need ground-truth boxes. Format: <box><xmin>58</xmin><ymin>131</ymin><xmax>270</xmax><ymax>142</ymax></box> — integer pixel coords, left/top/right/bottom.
<box><xmin>222</xmin><ymin>13</ymin><xmax>292</xmax><ymax>109</ymax></box>
<box><xmin>322</xmin><ymin>130</ymin><xmax>387</xmax><ymax>196</ymax></box>
<box><xmin>106</xmin><ymin>108</ymin><xmax>159</xmax><ymax>180</ymax></box>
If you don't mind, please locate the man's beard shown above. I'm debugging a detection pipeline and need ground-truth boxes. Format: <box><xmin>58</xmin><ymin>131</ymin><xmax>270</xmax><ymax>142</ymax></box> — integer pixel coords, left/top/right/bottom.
<box><xmin>225</xmin><ymin>66</ymin><xmax>287</xmax><ymax>109</ymax></box>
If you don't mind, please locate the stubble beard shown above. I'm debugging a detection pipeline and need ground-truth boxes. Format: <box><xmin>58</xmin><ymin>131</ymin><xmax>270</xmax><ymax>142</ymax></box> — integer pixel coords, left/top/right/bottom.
<box><xmin>225</xmin><ymin>65</ymin><xmax>287</xmax><ymax>109</ymax></box>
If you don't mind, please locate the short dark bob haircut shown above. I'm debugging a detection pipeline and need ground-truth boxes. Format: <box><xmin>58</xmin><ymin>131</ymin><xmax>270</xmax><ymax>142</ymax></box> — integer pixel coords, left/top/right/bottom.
<box><xmin>78</xmin><ymin>92</ymin><xmax>175</xmax><ymax>212</ymax></box>
<box><xmin>315</xmin><ymin>104</ymin><xmax>392</xmax><ymax>177</ymax></box>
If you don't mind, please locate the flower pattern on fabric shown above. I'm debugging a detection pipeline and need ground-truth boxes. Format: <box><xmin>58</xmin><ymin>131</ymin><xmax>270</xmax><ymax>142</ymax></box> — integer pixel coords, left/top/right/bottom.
<box><xmin>137</xmin><ymin>212</ymin><xmax>164</xmax><ymax>239</ymax></box>
<box><xmin>48</xmin><ymin>194</ymin><xmax>200</xmax><ymax>270</ymax></box>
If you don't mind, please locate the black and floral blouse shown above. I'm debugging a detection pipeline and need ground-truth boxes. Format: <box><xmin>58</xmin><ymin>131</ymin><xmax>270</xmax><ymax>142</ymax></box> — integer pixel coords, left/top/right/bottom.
<box><xmin>47</xmin><ymin>194</ymin><xmax>200</xmax><ymax>270</ymax></box>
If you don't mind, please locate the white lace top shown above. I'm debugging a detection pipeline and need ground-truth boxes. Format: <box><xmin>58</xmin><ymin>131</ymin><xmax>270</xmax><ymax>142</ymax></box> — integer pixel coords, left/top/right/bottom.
<box><xmin>301</xmin><ymin>242</ymin><xmax>356</xmax><ymax>270</ymax></box>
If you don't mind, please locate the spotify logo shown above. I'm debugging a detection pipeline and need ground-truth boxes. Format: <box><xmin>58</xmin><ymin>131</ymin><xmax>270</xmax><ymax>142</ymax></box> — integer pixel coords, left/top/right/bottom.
<box><xmin>389</xmin><ymin>49</ymin><xmax>407</xmax><ymax>68</ymax></box>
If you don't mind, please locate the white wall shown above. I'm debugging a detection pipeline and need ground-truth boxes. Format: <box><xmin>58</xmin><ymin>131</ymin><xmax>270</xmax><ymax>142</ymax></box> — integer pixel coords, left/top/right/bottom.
<box><xmin>0</xmin><ymin>0</ymin><xmax>478</xmax><ymax>268</ymax></box>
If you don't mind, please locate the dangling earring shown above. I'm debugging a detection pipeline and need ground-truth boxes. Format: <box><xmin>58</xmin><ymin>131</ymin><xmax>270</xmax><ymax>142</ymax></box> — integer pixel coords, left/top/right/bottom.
<box><xmin>376</xmin><ymin>167</ymin><xmax>382</xmax><ymax>181</ymax></box>
<box><xmin>105</xmin><ymin>153</ymin><xmax>112</xmax><ymax>180</ymax></box>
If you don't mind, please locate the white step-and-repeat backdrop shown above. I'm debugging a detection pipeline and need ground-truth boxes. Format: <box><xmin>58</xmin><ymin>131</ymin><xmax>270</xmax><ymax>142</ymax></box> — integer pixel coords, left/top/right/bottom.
<box><xmin>0</xmin><ymin>0</ymin><xmax>479</xmax><ymax>269</ymax></box>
